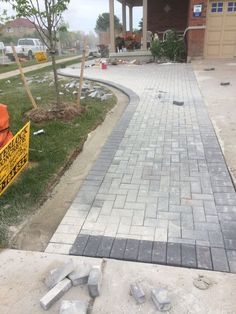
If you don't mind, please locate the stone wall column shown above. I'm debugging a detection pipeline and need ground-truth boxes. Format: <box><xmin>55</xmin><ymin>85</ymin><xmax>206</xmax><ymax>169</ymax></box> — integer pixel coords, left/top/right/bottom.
<box><xmin>143</xmin><ymin>0</ymin><xmax>148</xmax><ymax>50</ymax></box>
<box><xmin>109</xmin><ymin>0</ymin><xmax>115</xmax><ymax>52</ymax></box>
<box><xmin>122</xmin><ymin>0</ymin><xmax>127</xmax><ymax>35</ymax></box>
<box><xmin>129</xmin><ymin>5</ymin><xmax>133</xmax><ymax>32</ymax></box>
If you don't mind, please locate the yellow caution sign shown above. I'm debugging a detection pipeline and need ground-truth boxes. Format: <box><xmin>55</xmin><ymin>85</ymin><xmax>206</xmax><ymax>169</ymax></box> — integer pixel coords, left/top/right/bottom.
<box><xmin>0</xmin><ymin>122</ymin><xmax>30</xmax><ymax>196</ymax></box>
<box><xmin>34</xmin><ymin>51</ymin><xmax>48</xmax><ymax>62</ymax></box>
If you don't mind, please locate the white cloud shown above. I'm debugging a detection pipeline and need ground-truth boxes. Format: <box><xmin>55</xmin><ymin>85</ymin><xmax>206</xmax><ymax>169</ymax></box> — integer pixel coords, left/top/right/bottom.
<box><xmin>1</xmin><ymin>0</ymin><xmax>142</xmax><ymax>33</ymax></box>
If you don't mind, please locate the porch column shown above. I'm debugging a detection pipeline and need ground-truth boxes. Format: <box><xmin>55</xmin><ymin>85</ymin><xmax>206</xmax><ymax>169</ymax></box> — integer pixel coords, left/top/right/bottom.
<box><xmin>129</xmin><ymin>5</ymin><xmax>133</xmax><ymax>32</ymax></box>
<box><xmin>109</xmin><ymin>0</ymin><xmax>115</xmax><ymax>52</ymax></box>
<box><xmin>142</xmin><ymin>0</ymin><xmax>148</xmax><ymax>50</ymax></box>
<box><xmin>122</xmin><ymin>0</ymin><xmax>127</xmax><ymax>36</ymax></box>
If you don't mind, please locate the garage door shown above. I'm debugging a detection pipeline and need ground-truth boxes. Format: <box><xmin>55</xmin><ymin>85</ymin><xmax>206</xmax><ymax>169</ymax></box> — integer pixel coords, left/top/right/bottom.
<box><xmin>205</xmin><ymin>0</ymin><xmax>236</xmax><ymax>58</ymax></box>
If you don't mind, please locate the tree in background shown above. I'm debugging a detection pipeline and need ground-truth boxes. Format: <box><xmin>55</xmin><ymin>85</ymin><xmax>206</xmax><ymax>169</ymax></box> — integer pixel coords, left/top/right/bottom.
<box><xmin>5</xmin><ymin>0</ymin><xmax>70</xmax><ymax>106</ymax></box>
<box><xmin>95</xmin><ymin>12</ymin><xmax>122</xmax><ymax>33</ymax></box>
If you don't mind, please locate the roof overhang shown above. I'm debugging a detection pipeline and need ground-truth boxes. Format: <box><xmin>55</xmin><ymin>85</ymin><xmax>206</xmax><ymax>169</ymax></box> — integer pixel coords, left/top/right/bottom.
<box><xmin>117</xmin><ymin>0</ymin><xmax>143</xmax><ymax>7</ymax></box>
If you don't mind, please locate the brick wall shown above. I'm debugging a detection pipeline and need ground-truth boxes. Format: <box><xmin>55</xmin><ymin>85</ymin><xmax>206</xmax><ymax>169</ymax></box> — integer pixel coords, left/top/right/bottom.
<box><xmin>147</xmin><ymin>0</ymin><xmax>189</xmax><ymax>33</ymax></box>
<box><xmin>187</xmin><ymin>0</ymin><xmax>208</xmax><ymax>58</ymax></box>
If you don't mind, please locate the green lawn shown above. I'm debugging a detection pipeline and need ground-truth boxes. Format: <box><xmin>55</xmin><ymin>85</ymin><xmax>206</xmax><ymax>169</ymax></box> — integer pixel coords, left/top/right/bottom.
<box><xmin>0</xmin><ymin>65</ymin><xmax>116</xmax><ymax>246</ymax></box>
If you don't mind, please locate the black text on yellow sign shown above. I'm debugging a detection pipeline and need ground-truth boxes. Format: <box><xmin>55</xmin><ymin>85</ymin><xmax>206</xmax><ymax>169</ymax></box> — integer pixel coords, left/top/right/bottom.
<box><xmin>0</xmin><ymin>122</ymin><xmax>30</xmax><ymax>196</ymax></box>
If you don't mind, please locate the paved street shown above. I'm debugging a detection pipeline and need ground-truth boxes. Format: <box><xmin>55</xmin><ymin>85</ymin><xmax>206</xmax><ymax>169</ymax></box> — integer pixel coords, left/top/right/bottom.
<box><xmin>46</xmin><ymin>63</ymin><xmax>236</xmax><ymax>273</ymax></box>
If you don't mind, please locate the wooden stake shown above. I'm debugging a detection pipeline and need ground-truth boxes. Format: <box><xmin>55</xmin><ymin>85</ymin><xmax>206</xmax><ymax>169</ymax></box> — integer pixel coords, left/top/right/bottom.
<box><xmin>11</xmin><ymin>45</ymin><xmax>37</xmax><ymax>109</ymax></box>
<box><xmin>77</xmin><ymin>37</ymin><xmax>87</xmax><ymax>109</ymax></box>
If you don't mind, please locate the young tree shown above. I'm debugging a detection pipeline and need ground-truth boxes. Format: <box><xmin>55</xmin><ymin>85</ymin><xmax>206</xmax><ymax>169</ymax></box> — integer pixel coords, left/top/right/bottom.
<box><xmin>6</xmin><ymin>0</ymin><xmax>70</xmax><ymax>106</ymax></box>
<box><xmin>95</xmin><ymin>13</ymin><xmax>122</xmax><ymax>33</ymax></box>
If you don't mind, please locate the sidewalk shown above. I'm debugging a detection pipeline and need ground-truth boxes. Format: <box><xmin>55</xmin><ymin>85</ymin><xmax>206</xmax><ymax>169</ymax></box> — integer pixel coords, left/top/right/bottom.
<box><xmin>0</xmin><ymin>249</ymin><xmax>235</xmax><ymax>313</ymax></box>
<box><xmin>45</xmin><ymin>63</ymin><xmax>236</xmax><ymax>273</ymax></box>
<box><xmin>0</xmin><ymin>55</ymin><xmax>80</xmax><ymax>80</ymax></box>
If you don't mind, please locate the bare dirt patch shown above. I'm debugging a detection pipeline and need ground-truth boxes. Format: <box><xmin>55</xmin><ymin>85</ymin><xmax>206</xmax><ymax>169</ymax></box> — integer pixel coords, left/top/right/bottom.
<box><xmin>24</xmin><ymin>102</ymin><xmax>85</xmax><ymax>123</ymax></box>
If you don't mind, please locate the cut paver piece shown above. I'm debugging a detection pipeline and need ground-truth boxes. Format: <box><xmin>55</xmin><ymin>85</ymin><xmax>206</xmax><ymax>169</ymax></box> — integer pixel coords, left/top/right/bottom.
<box><xmin>88</xmin><ymin>266</ymin><xmax>102</xmax><ymax>298</ymax></box>
<box><xmin>151</xmin><ymin>288</ymin><xmax>171</xmax><ymax>312</ymax></box>
<box><xmin>130</xmin><ymin>282</ymin><xmax>146</xmax><ymax>304</ymax></box>
<box><xmin>40</xmin><ymin>278</ymin><xmax>72</xmax><ymax>310</ymax></box>
<box><xmin>68</xmin><ymin>263</ymin><xmax>91</xmax><ymax>286</ymax></box>
<box><xmin>45</xmin><ymin>259</ymin><xmax>74</xmax><ymax>289</ymax></box>
<box><xmin>173</xmin><ymin>100</ymin><xmax>184</xmax><ymax>106</ymax></box>
<box><xmin>59</xmin><ymin>300</ymin><xmax>88</xmax><ymax>314</ymax></box>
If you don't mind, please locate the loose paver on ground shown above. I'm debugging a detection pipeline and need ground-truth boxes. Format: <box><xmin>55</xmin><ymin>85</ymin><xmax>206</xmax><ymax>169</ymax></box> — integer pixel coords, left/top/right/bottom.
<box><xmin>46</xmin><ymin>63</ymin><xmax>236</xmax><ymax>273</ymax></box>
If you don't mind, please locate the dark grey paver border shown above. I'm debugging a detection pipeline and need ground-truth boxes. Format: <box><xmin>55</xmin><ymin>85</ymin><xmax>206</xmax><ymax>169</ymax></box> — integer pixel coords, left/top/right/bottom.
<box><xmin>69</xmin><ymin>234</ymin><xmax>231</xmax><ymax>273</ymax></box>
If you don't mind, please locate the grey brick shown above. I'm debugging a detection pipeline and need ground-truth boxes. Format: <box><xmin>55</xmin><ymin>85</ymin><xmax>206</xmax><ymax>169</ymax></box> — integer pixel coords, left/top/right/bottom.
<box><xmin>83</xmin><ymin>236</ymin><xmax>102</xmax><ymax>257</ymax></box>
<box><xmin>40</xmin><ymin>278</ymin><xmax>72</xmax><ymax>310</ymax></box>
<box><xmin>167</xmin><ymin>243</ymin><xmax>181</xmax><ymax>266</ymax></box>
<box><xmin>110</xmin><ymin>238</ymin><xmax>127</xmax><ymax>259</ymax></box>
<box><xmin>181</xmin><ymin>244</ymin><xmax>197</xmax><ymax>268</ymax></box>
<box><xmin>138</xmin><ymin>240</ymin><xmax>153</xmax><ymax>262</ymax></box>
<box><xmin>196</xmin><ymin>246</ymin><xmax>212</xmax><ymax>270</ymax></box>
<box><xmin>68</xmin><ymin>263</ymin><xmax>91</xmax><ymax>286</ymax></box>
<box><xmin>70</xmin><ymin>234</ymin><xmax>89</xmax><ymax>256</ymax></box>
<box><xmin>45</xmin><ymin>259</ymin><xmax>74</xmax><ymax>289</ymax></box>
<box><xmin>130</xmin><ymin>283</ymin><xmax>146</xmax><ymax>304</ymax></box>
<box><xmin>211</xmin><ymin>248</ymin><xmax>229</xmax><ymax>272</ymax></box>
<box><xmin>152</xmin><ymin>242</ymin><xmax>167</xmax><ymax>264</ymax></box>
<box><xmin>225</xmin><ymin>239</ymin><xmax>236</xmax><ymax>250</ymax></box>
<box><xmin>97</xmin><ymin>236</ymin><xmax>114</xmax><ymax>258</ymax></box>
<box><xmin>124</xmin><ymin>239</ymin><xmax>140</xmax><ymax>261</ymax></box>
<box><xmin>208</xmin><ymin>231</ymin><xmax>224</xmax><ymax>248</ymax></box>
<box><xmin>88</xmin><ymin>266</ymin><xmax>102</xmax><ymax>297</ymax></box>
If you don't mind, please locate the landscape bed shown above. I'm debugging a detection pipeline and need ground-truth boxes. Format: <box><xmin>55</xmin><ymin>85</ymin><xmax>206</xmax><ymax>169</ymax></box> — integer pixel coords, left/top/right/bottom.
<box><xmin>0</xmin><ymin>64</ymin><xmax>116</xmax><ymax>246</ymax></box>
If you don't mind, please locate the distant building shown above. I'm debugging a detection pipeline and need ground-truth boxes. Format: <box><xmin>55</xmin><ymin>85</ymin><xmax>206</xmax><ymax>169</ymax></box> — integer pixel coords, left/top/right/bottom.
<box><xmin>2</xmin><ymin>18</ymin><xmax>35</xmax><ymax>37</ymax></box>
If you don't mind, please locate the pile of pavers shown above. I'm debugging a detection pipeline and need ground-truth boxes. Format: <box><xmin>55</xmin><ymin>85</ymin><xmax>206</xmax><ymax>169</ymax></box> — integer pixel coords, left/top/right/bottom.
<box><xmin>130</xmin><ymin>282</ymin><xmax>171</xmax><ymax>312</ymax></box>
<box><xmin>40</xmin><ymin>259</ymin><xmax>102</xmax><ymax>313</ymax></box>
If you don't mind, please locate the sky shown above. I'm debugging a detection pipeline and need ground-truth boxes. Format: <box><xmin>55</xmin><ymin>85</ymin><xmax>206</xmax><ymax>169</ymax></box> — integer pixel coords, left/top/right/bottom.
<box><xmin>1</xmin><ymin>0</ymin><xmax>143</xmax><ymax>33</ymax></box>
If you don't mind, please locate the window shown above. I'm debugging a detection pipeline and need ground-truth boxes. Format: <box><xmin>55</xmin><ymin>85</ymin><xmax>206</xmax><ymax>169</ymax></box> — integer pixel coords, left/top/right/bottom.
<box><xmin>228</xmin><ymin>1</ymin><xmax>236</xmax><ymax>11</ymax></box>
<box><xmin>211</xmin><ymin>2</ymin><xmax>223</xmax><ymax>12</ymax></box>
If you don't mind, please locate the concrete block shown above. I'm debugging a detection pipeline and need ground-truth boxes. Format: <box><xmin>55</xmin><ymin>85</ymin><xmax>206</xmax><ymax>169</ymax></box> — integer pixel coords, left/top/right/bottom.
<box><xmin>45</xmin><ymin>259</ymin><xmax>74</xmax><ymax>289</ymax></box>
<box><xmin>40</xmin><ymin>278</ymin><xmax>72</xmax><ymax>310</ymax></box>
<box><xmin>59</xmin><ymin>300</ymin><xmax>88</xmax><ymax>314</ymax></box>
<box><xmin>130</xmin><ymin>282</ymin><xmax>146</xmax><ymax>304</ymax></box>
<box><xmin>68</xmin><ymin>263</ymin><xmax>91</xmax><ymax>286</ymax></box>
<box><xmin>88</xmin><ymin>266</ymin><xmax>102</xmax><ymax>298</ymax></box>
<box><xmin>151</xmin><ymin>288</ymin><xmax>171</xmax><ymax>312</ymax></box>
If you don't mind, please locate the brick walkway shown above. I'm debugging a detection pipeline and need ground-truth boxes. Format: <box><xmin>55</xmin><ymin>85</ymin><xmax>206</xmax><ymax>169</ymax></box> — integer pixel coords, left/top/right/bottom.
<box><xmin>46</xmin><ymin>63</ymin><xmax>236</xmax><ymax>273</ymax></box>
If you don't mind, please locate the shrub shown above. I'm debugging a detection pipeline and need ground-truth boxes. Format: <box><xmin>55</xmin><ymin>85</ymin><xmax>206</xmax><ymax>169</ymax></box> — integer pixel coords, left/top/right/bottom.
<box><xmin>150</xmin><ymin>39</ymin><xmax>163</xmax><ymax>61</ymax></box>
<box><xmin>162</xmin><ymin>30</ymin><xmax>186</xmax><ymax>62</ymax></box>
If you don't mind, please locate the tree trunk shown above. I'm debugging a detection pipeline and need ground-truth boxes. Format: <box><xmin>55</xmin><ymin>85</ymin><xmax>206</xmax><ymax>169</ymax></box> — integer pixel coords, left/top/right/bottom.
<box><xmin>51</xmin><ymin>52</ymin><xmax>60</xmax><ymax>106</ymax></box>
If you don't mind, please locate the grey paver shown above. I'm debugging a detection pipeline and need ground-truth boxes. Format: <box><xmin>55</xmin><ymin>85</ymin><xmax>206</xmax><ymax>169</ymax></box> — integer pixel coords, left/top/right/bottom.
<box><xmin>49</xmin><ymin>63</ymin><xmax>236</xmax><ymax>272</ymax></box>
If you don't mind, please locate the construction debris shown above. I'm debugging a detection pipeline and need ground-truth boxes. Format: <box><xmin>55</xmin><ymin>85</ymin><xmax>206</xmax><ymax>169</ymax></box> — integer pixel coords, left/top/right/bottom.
<box><xmin>151</xmin><ymin>288</ymin><xmax>171</xmax><ymax>312</ymax></box>
<box><xmin>173</xmin><ymin>100</ymin><xmax>184</xmax><ymax>106</ymax></box>
<box><xmin>40</xmin><ymin>278</ymin><xmax>72</xmax><ymax>310</ymax></box>
<box><xmin>220</xmin><ymin>82</ymin><xmax>230</xmax><ymax>86</ymax></box>
<box><xmin>68</xmin><ymin>263</ymin><xmax>91</xmax><ymax>286</ymax></box>
<box><xmin>88</xmin><ymin>266</ymin><xmax>102</xmax><ymax>298</ymax></box>
<box><xmin>33</xmin><ymin>129</ymin><xmax>45</xmax><ymax>136</ymax></box>
<box><xmin>130</xmin><ymin>282</ymin><xmax>146</xmax><ymax>304</ymax></box>
<box><xmin>204</xmin><ymin>68</ymin><xmax>215</xmax><ymax>71</ymax></box>
<box><xmin>45</xmin><ymin>259</ymin><xmax>74</xmax><ymax>289</ymax></box>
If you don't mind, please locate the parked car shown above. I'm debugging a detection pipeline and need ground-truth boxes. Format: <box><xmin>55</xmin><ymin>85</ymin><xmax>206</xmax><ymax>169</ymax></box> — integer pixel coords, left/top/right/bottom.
<box><xmin>5</xmin><ymin>38</ymin><xmax>46</xmax><ymax>61</ymax></box>
<box><xmin>0</xmin><ymin>42</ymin><xmax>5</xmax><ymax>53</ymax></box>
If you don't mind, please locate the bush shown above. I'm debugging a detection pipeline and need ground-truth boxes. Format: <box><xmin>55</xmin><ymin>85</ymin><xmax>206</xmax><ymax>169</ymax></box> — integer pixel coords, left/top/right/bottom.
<box><xmin>150</xmin><ymin>39</ymin><xmax>163</xmax><ymax>61</ymax></box>
<box><xmin>162</xmin><ymin>30</ymin><xmax>186</xmax><ymax>62</ymax></box>
<box><xmin>150</xmin><ymin>30</ymin><xmax>186</xmax><ymax>62</ymax></box>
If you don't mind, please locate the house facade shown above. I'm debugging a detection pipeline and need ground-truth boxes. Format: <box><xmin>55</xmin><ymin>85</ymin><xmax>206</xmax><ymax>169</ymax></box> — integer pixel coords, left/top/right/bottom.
<box><xmin>109</xmin><ymin>0</ymin><xmax>236</xmax><ymax>59</ymax></box>
<box><xmin>2</xmin><ymin>18</ymin><xmax>35</xmax><ymax>38</ymax></box>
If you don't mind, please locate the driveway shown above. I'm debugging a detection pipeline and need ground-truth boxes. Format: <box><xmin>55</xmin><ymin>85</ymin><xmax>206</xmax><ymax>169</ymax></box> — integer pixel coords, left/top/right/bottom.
<box><xmin>45</xmin><ymin>62</ymin><xmax>236</xmax><ymax>273</ymax></box>
<box><xmin>193</xmin><ymin>59</ymin><xmax>236</xmax><ymax>184</ymax></box>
